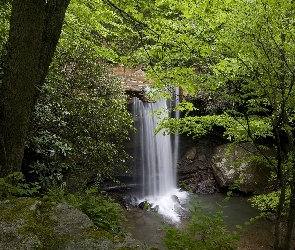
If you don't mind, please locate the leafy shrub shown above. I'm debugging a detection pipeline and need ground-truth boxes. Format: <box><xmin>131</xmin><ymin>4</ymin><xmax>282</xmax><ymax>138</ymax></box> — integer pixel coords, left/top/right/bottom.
<box><xmin>80</xmin><ymin>189</ymin><xmax>127</xmax><ymax>233</ymax></box>
<box><xmin>250</xmin><ymin>189</ymin><xmax>290</xmax><ymax>214</ymax></box>
<box><xmin>25</xmin><ymin>130</ymin><xmax>73</xmax><ymax>187</ymax></box>
<box><xmin>0</xmin><ymin>172</ymin><xmax>40</xmax><ymax>198</ymax></box>
<box><xmin>163</xmin><ymin>201</ymin><xmax>239</xmax><ymax>250</ymax></box>
<box><xmin>43</xmin><ymin>183</ymin><xmax>126</xmax><ymax>233</ymax></box>
<box><xmin>21</xmin><ymin>0</ymin><xmax>135</xmax><ymax>187</ymax></box>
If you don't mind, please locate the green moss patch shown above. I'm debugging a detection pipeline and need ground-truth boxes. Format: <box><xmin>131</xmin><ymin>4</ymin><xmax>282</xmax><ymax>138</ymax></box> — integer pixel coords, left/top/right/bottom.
<box><xmin>0</xmin><ymin>198</ymin><xmax>59</xmax><ymax>249</ymax></box>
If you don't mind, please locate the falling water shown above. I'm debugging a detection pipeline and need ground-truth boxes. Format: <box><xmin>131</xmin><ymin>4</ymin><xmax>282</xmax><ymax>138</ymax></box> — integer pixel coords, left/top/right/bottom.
<box><xmin>132</xmin><ymin>90</ymin><xmax>187</xmax><ymax>223</ymax></box>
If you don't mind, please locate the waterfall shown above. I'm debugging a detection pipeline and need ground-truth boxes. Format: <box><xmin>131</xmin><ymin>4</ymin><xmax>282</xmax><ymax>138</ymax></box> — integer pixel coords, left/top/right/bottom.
<box><xmin>134</xmin><ymin>98</ymin><xmax>175</xmax><ymax>197</ymax></box>
<box><xmin>132</xmin><ymin>90</ymin><xmax>187</xmax><ymax>223</ymax></box>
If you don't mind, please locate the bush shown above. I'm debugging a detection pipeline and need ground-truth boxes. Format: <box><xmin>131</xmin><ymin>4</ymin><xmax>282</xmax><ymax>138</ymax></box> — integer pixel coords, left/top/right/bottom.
<box><xmin>0</xmin><ymin>172</ymin><xmax>40</xmax><ymax>198</ymax></box>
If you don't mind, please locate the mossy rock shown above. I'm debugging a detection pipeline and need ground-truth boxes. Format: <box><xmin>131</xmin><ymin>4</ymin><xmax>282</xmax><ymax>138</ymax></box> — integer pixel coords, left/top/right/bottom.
<box><xmin>0</xmin><ymin>197</ymin><xmax>151</xmax><ymax>249</ymax></box>
<box><xmin>211</xmin><ymin>142</ymin><xmax>273</xmax><ymax>194</ymax></box>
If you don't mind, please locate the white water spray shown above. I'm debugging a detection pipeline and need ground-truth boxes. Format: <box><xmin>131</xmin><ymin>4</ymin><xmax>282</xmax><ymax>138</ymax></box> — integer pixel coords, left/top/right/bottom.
<box><xmin>132</xmin><ymin>90</ymin><xmax>187</xmax><ymax>223</ymax></box>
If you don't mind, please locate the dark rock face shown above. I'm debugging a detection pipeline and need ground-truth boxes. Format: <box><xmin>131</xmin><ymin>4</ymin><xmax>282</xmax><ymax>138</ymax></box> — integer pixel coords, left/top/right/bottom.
<box><xmin>177</xmin><ymin>136</ymin><xmax>223</xmax><ymax>194</ymax></box>
<box><xmin>211</xmin><ymin>142</ymin><xmax>273</xmax><ymax>194</ymax></box>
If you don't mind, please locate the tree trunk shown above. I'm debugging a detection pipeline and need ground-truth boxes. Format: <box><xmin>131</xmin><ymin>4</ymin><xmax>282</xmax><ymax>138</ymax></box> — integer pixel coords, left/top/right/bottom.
<box><xmin>284</xmin><ymin>177</ymin><xmax>295</xmax><ymax>250</ymax></box>
<box><xmin>274</xmin><ymin>127</ymin><xmax>286</xmax><ymax>250</ymax></box>
<box><xmin>283</xmin><ymin>130</ymin><xmax>295</xmax><ymax>249</ymax></box>
<box><xmin>0</xmin><ymin>0</ymin><xmax>70</xmax><ymax>177</ymax></box>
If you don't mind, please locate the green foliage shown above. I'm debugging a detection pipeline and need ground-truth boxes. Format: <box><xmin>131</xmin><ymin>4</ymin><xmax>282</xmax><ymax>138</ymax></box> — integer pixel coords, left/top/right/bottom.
<box><xmin>25</xmin><ymin>1</ymin><xmax>134</xmax><ymax>186</ymax></box>
<box><xmin>250</xmin><ymin>188</ymin><xmax>291</xmax><ymax>213</ymax></box>
<box><xmin>0</xmin><ymin>1</ymin><xmax>10</xmax><ymax>55</ymax></box>
<box><xmin>27</xmin><ymin>51</ymin><xmax>133</xmax><ymax>184</ymax></box>
<box><xmin>125</xmin><ymin>0</ymin><xmax>295</xmax><ymax>148</ymax></box>
<box><xmin>0</xmin><ymin>172</ymin><xmax>40</xmax><ymax>198</ymax></box>
<box><xmin>112</xmin><ymin>1</ymin><xmax>295</xmax><ymax>247</ymax></box>
<box><xmin>43</xmin><ymin>183</ymin><xmax>126</xmax><ymax>233</ymax></box>
<box><xmin>63</xmin><ymin>0</ymin><xmax>143</xmax><ymax>66</ymax></box>
<box><xmin>0</xmin><ymin>0</ymin><xmax>11</xmax><ymax>86</ymax></box>
<box><xmin>163</xmin><ymin>201</ymin><xmax>239</xmax><ymax>250</ymax></box>
<box><xmin>80</xmin><ymin>189</ymin><xmax>127</xmax><ymax>233</ymax></box>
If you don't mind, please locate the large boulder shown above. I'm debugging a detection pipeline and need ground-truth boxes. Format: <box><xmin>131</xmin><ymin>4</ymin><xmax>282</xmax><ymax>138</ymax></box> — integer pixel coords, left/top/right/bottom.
<box><xmin>0</xmin><ymin>197</ymin><xmax>150</xmax><ymax>250</ymax></box>
<box><xmin>211</xmin><ymin>143</ymin><xmax>273</xmax><ymax>194</ymax></box>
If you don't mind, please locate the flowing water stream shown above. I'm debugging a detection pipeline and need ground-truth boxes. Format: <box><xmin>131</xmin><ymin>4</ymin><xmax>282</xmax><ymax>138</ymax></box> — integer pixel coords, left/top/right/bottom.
<box><xmin>131</xmin><ymin>94</ymin><xmax>187</xmax><ymax>223</ymax></box>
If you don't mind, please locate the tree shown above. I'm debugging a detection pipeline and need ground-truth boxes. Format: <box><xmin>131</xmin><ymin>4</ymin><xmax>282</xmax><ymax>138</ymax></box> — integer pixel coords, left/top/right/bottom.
<box><xmin>0</xmin><ymin>0</ymin><xmax>71</xmax><ymax>177</ymax></box>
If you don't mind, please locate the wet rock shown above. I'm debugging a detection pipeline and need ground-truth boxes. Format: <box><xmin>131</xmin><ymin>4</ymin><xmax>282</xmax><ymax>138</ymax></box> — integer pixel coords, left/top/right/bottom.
<box><xmin>138</xmin><ymin>201</ymin><xmax>151</xmax><ymax>210</ymax></box>
<box><xmin>152</xmin><ymin>205</ymin><xmax>159</xmax><ymax>212</ymax></box>
<box><xmin>124</xmin><ymin>86</ymin><xmax>146</xmax><ymax>100</ymax></box>
<box><xmin>198</xmin><ymin>154</ymin><xmax>207</xmax><ymax>163</ymax></box>
<box><xmin>171</xmin><ymin>195</ymin><xmax>180</xmax><ymax>204</ymax></box>
<box><xmin>185</xmin><ymin>147</ymin><xmax>197</xmax><ymax>161</ymax></box>
<box><xmin>123</xmin><ymin>194</ymin><xmax>139</xmax><ymax>210</ymax></box>
<box><xmin>177</xmin><ymin>137</ymin><xmax>221</xmax><ymax>194</ymax></box>
<box><xmin>183</xmin><ymin>170</ymin><xmax>219</xmax><ymax>194</ymax></box>
<box><xmin>197</xmin><ymin>178</ymin><xmax>216</xmax><ymax>194</ymax></box>
<box><xmin>211</xmin><ymin>142</ymin><xmax>273</xmax><ymax>194</ymax></box>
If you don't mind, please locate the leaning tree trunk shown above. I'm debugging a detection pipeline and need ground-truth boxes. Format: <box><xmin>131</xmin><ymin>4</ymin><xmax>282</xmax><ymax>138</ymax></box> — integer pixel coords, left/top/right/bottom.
<box><xmin>0</xmin><ymin>0</ymin><xmax>70</xmax><ymax>177</ymax></box>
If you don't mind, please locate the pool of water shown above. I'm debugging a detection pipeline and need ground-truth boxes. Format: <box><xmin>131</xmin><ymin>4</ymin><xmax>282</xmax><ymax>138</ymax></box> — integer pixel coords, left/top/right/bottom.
<box><xmin>122</xmin><ymin>193</ymin><xmax>272</xmax><ymax>249</ymax></box>
<box><xmin>191</xmin><ymin>193</ymin><xmax>259</xmax><ymax>227</ymax></box>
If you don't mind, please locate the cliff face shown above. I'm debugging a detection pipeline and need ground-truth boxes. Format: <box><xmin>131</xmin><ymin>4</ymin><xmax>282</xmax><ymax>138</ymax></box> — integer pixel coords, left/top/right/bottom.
<box><xmin>177</xmin><ymin>136</ymin><xmax>222</xmax><ymax>194</ymax></box>
<box><xmin>110</xmin><ymin>66</ymin><xmax>151</xmax><ymax>101</ymax></box>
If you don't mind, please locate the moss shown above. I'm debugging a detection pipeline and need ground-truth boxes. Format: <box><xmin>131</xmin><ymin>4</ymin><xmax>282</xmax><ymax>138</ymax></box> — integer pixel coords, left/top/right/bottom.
<box><xmin>117</xmin><ymin>247</ymin><xmax>150</xmax><ymax>250</ymax></box>
<box><xmin>18</xmin><ymin>202</ymin><xmax>59</xmax><ymax>249</ymax></box>
<box><xmin>0</xmin><ymin>198</ymin><xmax>64</xmax><ymax>249</ymax></box>
<box><xmin>117</xmin><ymin>247</ymin><xmax>140</xmax><ymax>250</ymax></box>
<box><xmin>0</xmin><ymin>197</ymin><xmax>37</xmax><ymax>222</ymax></box>
<box><xmin>83</xmin><ymin>226</ymin><xmax>152</xmax><ymax>250</ymax></box>
<box><xmin>83</xmin><ymin>225</ymin><xmax>118</xmax><ymax>242</ymax></box>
